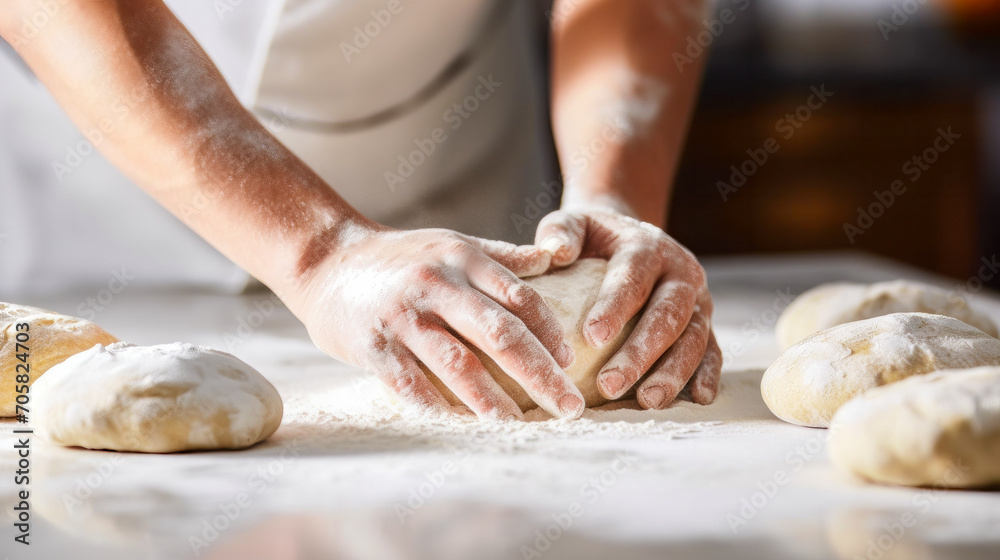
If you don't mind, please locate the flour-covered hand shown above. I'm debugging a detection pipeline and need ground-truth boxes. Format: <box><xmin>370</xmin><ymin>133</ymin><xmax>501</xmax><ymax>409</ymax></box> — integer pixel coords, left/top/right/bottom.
<box><xmin>535</xmin><ymin>206</ymin><xmax>721</xmax><ymax>409</ymax></box>
<box><xmin>294</xmin><ymin>228</ymin><xmax>585</xmax><ymax>421</ymax></box>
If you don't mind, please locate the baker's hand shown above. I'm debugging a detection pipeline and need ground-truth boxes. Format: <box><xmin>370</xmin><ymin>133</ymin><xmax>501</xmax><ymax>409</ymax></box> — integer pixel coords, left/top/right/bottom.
<box><xmin>295</xmin><ymin>228</ymin><xmax>584</xmax><ymax>421</ymax></box>
<box><xmin>535</xmin><ymin>206</ymin><xmax>722</xmax><ymax>409</ymax></box>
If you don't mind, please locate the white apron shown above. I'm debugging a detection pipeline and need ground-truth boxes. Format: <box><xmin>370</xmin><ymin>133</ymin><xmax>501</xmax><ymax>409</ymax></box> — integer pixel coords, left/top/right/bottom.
<box><xmin>0</xmin><ymin>0</ymin><xmax>554</xmax><ymax>298</ymax></box>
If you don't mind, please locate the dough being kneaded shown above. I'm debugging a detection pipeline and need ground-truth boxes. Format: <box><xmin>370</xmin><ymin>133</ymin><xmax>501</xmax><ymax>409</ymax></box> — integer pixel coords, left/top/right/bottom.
<box><xmin>34</xmin><ymin>342</ymin><xmax>283</xmax><ymax>453</ymax></box>
<box><xmin>775</xmin><ymin>280</ymin><xmax>998</xmax><ymax>350</ymax></box>
<box><xmin>762</xmin><ymin>312</ymin><xmax>1000</xmax><ymax>428</ymax></box>
<box><xmin>424</xmin><ymin>259</ymin><xmax>640</xmax><ymax>411</ymax></box>
<box><xmin>1</xmin><ymin>302</ymin><xmax>119</xmax><ymax>416</ymax></box>
<box><xmin>829</xmin><ymin>367</ymin><xmax>1000</xmax><ymax>488</ymax></box>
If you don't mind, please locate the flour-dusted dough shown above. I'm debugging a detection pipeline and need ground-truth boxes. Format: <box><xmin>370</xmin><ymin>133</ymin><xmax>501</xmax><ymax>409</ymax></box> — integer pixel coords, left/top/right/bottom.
<box><xmin>761</xmin><ymin>313</ymin><xmax>1000</xmax><ymax>428</ymax></box>
<box><xmin>1</xmin><ymin>302</ymin><xmax>119</xmax><ymax>416</ymax></box>
<box><xmin>33</xmin><ymin>342</ymin><xmax>283</xmax><ymax>452</ymax></box>
<box><xmin>829</xmin><ymin>367</ymin><xmax>1000</xmax><ymax>488</ymax></box>
<box><xmin>425</xmin><ymin>259</ymin><xmax>639</xmax><ymax>410</ymax></box>
<box><xmin>775</xmin><ymin>280</ymin><xmax>998</xmax><ymax>350</ymax></box>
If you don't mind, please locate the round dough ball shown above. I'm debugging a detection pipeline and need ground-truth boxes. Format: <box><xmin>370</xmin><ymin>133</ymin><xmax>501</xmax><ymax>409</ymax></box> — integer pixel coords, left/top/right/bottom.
<box><xmin>424</xmin><ymin>259</ymin><xmax>640</xmax><ymax>411</ymax></box>
<box><xmin>761</xmin><ymin>313</ymin><xmax>1000</xmax><ymax>428</ymax></box>
<box><xmin>775</xmin><ymin>280</ymin><xmax>998</xmax><ymax>350</ymax></box>
<box><xmin>829</xmin><ymin>367</ymin><xmax>1000</xmax><ymax>488</ymax></box>
<box><xmin>1</xmin><ymin>302</ymin><xmax>119</xmax><ymax>416</ymax></box>
<box><xmin>33</xmin><ymin>342</ymin><xmax>283</xmax><ymax>452</ymax></box>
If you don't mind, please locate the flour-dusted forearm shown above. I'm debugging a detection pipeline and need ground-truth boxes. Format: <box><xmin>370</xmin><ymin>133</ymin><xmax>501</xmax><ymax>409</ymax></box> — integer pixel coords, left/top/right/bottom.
<box><xmin>0</xmin><ymin>0</ymin><xmax>371</xmax><ymax>306</ymax></box>
<box><xmin>550</xmin><ymin>0</ymin><xmax>710</xmax><ymax>226</ymax></box>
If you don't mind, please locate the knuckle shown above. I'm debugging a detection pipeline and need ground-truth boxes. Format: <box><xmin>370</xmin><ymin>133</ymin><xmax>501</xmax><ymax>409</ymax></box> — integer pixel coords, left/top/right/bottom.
<box><xmin>652</xmin><ymin>298</ymin><xmax>684</xmax><ymax>330</ymax></box>
<box><xmin>393</xmin><ymin>370</ymin><xmax>418</xmax><ymax>392</ymax></box>
<box><xmin>441</xmin><ymin>237</ymin><xmax>474</xmax><ymax>259</ymax></box>
<box><xmin>480</xmin><ymin>310</ymin><xmax>524</xmax><ymax>351</ymax></box>
<box><xmin>689</xmin><ymin>262</ymin><xmax>707</xmax><ymax>288</ymax></box>
<box><xmin>438</xmin><ymin>343</ymin><xmax>475</xmax><ymax>375</ymax></box>
<box><xmin>411</xmin><ymin>264</ymin><xmax>445</xmax><ymax>285</ymax></box>
<box><xmin>503</xmin><ymin>281</ymin><xmax>538</xmax><ymax>309</ymax></box>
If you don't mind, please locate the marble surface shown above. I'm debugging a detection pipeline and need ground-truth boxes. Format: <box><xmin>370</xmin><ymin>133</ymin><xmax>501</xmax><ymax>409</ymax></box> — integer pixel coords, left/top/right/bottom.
<box><xmin>2</xmin><ymin>252</ymin><xmax>999</xmax><ymax>560</ymax></box>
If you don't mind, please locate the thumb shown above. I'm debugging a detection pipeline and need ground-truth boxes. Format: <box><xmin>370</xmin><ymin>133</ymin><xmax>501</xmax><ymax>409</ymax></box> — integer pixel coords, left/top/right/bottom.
<box><xmin>535</xmin><ymin>210</ymin><xmax>586</xmax><ymax>267</ymax></box>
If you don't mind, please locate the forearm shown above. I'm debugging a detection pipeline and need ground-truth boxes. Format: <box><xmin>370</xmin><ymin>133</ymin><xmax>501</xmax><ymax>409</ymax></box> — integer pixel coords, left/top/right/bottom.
<box><xmin>0</xmin><ymin>0</ymin><xmax>373</xmax><ymax>305</ymax></box>
<box><xmin>550</xmin><ymin>0</ymin><xmax>708</xmax><ymax>227</ymax></box>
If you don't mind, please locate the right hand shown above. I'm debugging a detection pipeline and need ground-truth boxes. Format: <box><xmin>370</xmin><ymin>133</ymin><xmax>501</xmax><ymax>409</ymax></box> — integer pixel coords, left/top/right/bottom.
<box><xmin>291</xmin><ymin>227</ymin><xmax>584</xmax><ymax>421</ymax></box>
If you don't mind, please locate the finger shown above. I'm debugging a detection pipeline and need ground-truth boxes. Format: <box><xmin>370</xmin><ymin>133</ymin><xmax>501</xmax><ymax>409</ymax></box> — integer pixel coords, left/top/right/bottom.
<box><xmin>687</xmin><ymin>330</ymin><xmax>722</xmax><ymax>405</ymax></box>
<box><xmin>583</xmin><ymin>248</ymin><xmax>663</xmax><ymax>348</ymax></box>
<box><xmin>595</xmin><ymin>278</ymin><xmax>698</xmax><ymax>399</ymax></box>
<box><xmin>435</xmin><ymin>286</ymin><xmax>585</xmax><ymax>419</ymax></box>
<box><xmin>534</xmin><ymin>210</ymin><xmax>586</xmax><ymax>267</ymax></box>
<box><xmin>465</xmin><ymin>237</ymin><xmax>551</xmax><ymax>278</ymax></box>
<box><xmin>465</xmin><ymin>253</ymin><xmax>574</xmax><ymax>369</ymax></box>
<box><xmin>637</xmin><ymin>290</ymin><xmax>713</xmax><ymax>410</ymax></box>
<box><xmin>367</xmin><ymin>346</ymin><xmax>451</xmax><ymax>411</ymax></box>
<box><xmin>404</xmin><ymin>324</ymin><xmax>524</xmax><ymax>421</ymax></box>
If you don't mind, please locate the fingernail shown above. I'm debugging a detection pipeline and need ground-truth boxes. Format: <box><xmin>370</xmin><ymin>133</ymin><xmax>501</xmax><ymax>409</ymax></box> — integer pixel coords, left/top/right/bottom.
<box><xmin>503</xmin><ymin>413</ymin><xmax>521</xmax><ymax>422</ymax></box>
<box><xmin>558</xmin><ymin>394</ymin><xmax>584</xmax><ymax>417</ymax></box>
<box><xmin>599</xmin><ymin>369</ymin><xmax>626</xmax><ymax>398</ymax></box>
<box><xmin>587</xmin><ymin>320</ymin><xmax>611</xmax><ymax>347</ymax></box>
<box><xmin>540</xmin><ymin>235</ymin><xmax>569</xmax><ymax>256</ymax></box>
<box><xmin>641</xmin><ymin>385</ymin><xmax>667</xmax><ymax>409</ymax></box>
<box><xmin>557</xmin><ymin>343</ymin><xmax>575</xmax><ymax>367</ymax></box>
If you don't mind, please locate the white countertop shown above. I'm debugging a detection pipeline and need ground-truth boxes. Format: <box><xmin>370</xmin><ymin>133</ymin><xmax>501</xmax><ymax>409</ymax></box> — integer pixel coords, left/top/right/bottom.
<box><xmin>3</xmin><ymin>252</ymin><xmax>999</xmax><ymax>560</ymax></box>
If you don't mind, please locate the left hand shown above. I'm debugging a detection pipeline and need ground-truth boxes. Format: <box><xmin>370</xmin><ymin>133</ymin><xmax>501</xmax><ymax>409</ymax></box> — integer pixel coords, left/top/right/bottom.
<box><xmin>535</xmin><ymin>205</ymin><xmax>722</xmax><ymax>409</ymax></box>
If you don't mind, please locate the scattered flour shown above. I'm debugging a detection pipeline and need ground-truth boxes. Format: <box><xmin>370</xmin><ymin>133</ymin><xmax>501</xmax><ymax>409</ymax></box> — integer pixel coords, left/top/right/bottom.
<box><xmin>603</xmin><ymin>69</ymin><xmax>670</xmax><ymax>140</ymax></box>
<box><xmin>273</xmin><ymin>369</ymin><xmax>773</xmax><ymax>460</ymax></box>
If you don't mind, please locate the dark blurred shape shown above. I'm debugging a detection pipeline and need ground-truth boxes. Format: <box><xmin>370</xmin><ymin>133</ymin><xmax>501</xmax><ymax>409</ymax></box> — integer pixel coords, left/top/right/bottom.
<box><xmin>668</xmin><ymin>0</ymin><xmax>1000</xmax><ymax>287</ymax></box>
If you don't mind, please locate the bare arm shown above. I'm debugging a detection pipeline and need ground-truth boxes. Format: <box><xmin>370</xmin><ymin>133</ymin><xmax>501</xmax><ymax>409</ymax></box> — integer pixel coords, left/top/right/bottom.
<box><xmin>550</xmin><ymin>0</ymin><xmax>708</xmax><ymax>225</ymax></box>
<box><xmin>0</xmin><ymin>0</ymin><xmax>587</xmax><ymax>420</ymax></box>
<box><xmin>1</xmin><ymin>0</ymin><xmax>362</xmax><ymax>305</ymax></box>
<box><xmin>539</xmin><ymin>0</ymin><xmax>722</xmax><ymax>409</ymax></box>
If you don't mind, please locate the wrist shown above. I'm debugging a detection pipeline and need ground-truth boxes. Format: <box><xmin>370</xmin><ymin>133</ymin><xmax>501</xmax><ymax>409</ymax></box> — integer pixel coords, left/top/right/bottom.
<box><xmin>561</xmin><ymin>190</ymin><xmax>639</xmax><ymax>220</ymax></box>
<box><xmin>277</xmin><ymin>209</ymin><xmax>385</xmax><ymax>310</ymax></box>
<box><xmin>559</xmin><ymin>143</ymin><xmax>671</xmax><ymax>228</ymax></box>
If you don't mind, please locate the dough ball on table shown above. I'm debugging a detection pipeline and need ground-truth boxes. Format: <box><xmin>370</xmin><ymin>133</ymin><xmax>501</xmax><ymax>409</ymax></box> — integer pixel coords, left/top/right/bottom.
<box><xmin>1</xmin><ymin>302</ymin><xmax>119</xmax><ymax>416</ymax></box>
<box><xmin>775</xmin><ymin>280</ymin><xmax>998</xmax><ymax>350</ymax></box>
<box><xmin>33</xmin><ymin>342</ymin><xmax>283</xmax><ymax>453</ymax></box>
<box><xmin>761</xmin><ymin>313</ymin><xmax>1000</xmax><ymax>428</ymax></box>
<box><xmin>829</xmin><ymin>367</ymin><xmax>1000</xmax><ymax>488</ymax></box>
<box><xmin>424</xmin><ymin>259</ymin><xmax>640</xmax><ymax>411</ymax></box>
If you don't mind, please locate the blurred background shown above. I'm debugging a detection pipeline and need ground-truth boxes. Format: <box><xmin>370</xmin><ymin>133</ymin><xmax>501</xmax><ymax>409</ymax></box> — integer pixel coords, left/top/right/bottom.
<box><xmin>665</xmin><ymin>0</ymin><xmax>1000</xmax><ymax>287</ymax></box>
